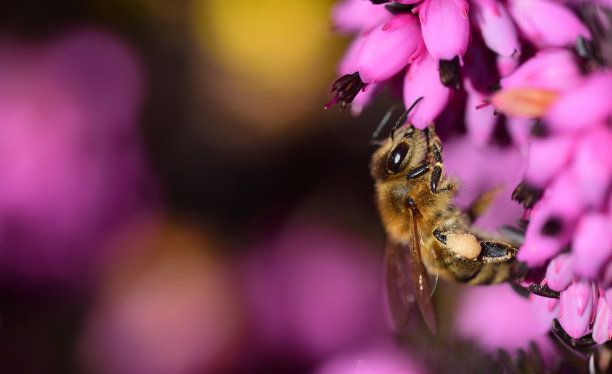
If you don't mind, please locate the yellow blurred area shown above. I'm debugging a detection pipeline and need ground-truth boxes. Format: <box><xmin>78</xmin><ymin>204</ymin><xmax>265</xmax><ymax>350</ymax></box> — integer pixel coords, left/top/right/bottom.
<box><xmin>193</xmin><ymin>0</ymin><xmax>345</xmax><ymax>137</ymax></box>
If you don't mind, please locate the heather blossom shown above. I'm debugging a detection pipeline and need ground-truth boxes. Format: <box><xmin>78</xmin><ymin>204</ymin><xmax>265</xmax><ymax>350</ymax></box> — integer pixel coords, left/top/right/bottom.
<box><xmin>327</xmin><ymin>0</ymin><xmax>590</xmax><ymax>136</ymax></box>
<box><xmin>328</xmin><ymin>0</ymin><xmax>612</xmax><ymax>364</ymax></box>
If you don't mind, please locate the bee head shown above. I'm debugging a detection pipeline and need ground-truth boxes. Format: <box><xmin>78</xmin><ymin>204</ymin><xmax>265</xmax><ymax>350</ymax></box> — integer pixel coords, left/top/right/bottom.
<box><xmin>369</xmin><ymin>125</ymin><xmax>428</xmax><ymax>182</ymax></box>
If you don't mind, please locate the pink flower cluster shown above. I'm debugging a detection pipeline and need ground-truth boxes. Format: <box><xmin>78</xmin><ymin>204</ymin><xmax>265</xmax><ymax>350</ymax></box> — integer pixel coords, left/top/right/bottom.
<box><xmin>493</xmin><ymin>45</ymin><xmax>612</xmax><ymax>344</ymax></box>
<box><xmin>328</xmin><ymin>0</ymin><xmax>612</xmax><ymax>351</ymax></box>
<box><xmin>327</xmin><ymin>0</ymin><xmax>590</xmax><ymax>138</ymax></box>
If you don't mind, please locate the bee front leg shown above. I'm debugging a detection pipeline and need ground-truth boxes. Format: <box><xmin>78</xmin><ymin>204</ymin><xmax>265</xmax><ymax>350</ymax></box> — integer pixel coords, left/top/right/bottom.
<box><xmin>429</xmin><ymin>144</ymin><xmax>449</xmax><ymax>194</ymax></box>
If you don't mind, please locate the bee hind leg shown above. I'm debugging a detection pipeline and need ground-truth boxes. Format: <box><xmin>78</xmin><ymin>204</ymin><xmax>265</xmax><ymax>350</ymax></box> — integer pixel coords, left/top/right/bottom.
<box><xmin>466</xmin><ymin>185</ymin><xmax>504</xmax><ymax>224</ymax></box>
<box><xmin>551</xmin><ymin>318</ymin><xmax>596</xmax><ymax>348</ymax></box>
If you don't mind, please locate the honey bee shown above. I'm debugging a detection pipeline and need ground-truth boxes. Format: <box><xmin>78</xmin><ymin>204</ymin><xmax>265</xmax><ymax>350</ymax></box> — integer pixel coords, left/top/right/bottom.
<box><xmin>370</xmin><ymin>117</ymin><xmax>526</xmax><ymax>334</ymax></box>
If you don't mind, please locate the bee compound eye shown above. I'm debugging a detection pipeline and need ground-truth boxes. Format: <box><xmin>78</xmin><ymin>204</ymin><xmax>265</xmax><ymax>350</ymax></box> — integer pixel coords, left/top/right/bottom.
<box><xmin>387</xmin><ymin>142</ymin><xmax>409</xmax><ymax>173</ymax></box>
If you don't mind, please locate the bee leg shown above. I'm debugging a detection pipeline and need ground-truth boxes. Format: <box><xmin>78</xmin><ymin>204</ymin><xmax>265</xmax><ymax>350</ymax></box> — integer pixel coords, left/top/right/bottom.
<box><xmin>428</xmin><ymin>145</ymin><xmax>447</xmax><ymax>194</ymax></box>
<box><xmin>551</xmin><ymin>318</ymin><xmax>597</xmax><ymax>348</ymax></box>
<box><xmin>466</xmin><ymin>185</ymin><xmax>504</xmax><ymax>223</ymax></box>
<box><xmin>528</xmin><ymin>284</ymin><xmax>560</xmax><ymax>299</ymax></box>
<box><xmin>512</xmin><ymin>180</ymin><xmax>543</xmax><ymax>209</ymax></box>
<box><xmin>479</xmin><ymin>241</ymin><xmax>517</xmax><ymax>263</ymax></box>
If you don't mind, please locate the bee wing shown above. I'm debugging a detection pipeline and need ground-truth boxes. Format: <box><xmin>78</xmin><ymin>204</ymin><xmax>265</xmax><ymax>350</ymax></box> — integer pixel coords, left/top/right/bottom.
<box><xmin>384</xmin><ymin>218</ymin><xmax>439</xmax><ymax>334</ymax></box>
<box><xmin>409</xmin><ymin>209</ymin><xmax>439</xmax><ymax>334</ymax></box>
<box><xmin>384</xmin><ymin>238</ymin><xmax>416</xmax><ymax>330</ymax></box>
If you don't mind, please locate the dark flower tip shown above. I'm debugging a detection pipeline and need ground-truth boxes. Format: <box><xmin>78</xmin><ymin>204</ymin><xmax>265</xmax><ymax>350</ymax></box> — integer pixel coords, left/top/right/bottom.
<box><xmin>384</xmin><ymin>2</ymin><xmax>415</xmax><ymax>14</ymax></box>
<box><xmin>324</xmin><ymin>72</ymin><xmax>366</xmax><ymax>111</ymax></box>
<box><xmin>512</xmin><ymin>180</ymin><xmax>543</xmax><ymax>209</ymax></box>
<box><xmin>370</xmin><ymin>0</ymin><xmax>390</xmax><ymax>4</ymax></box>
<box><xmin>541</xmin><ymin>217</ymin><xmax>563</xmax><ymax>236</ymax></box>
<box><xmin>439</xmin><ymin>56</ymin><xmax>461</xmax><ymax>89</ymax></box>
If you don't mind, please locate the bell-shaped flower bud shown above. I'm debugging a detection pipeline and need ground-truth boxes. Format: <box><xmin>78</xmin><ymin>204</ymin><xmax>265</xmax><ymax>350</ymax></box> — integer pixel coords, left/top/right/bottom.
<box><xmin>403</xmin><ymin>53</ymin><xmax>452</xmax><ymax>128</ymax></box>
<box><xmin>544</xmin><ymin>254</ymin><xmax>574</xmax><ymax>292</ymax></box>
<box><xmin>546</xmin><ymin>72</ymin><xmax>612</xmax><ymax>132</ymax></box>
<box><xmin>500</xmin><ymin>49</ymin><xmax>582</xmax><ymax>91</ymax></box>
<box><xmin>558</xmin><ymin>280</ymin><xmax>594</xmax><ymax>339</ymax></box>
<box><xmin>419</xmin><ymin>0</ymin><xmax>470</xmax><ymax>61</ymax></box>
<box><xmin>471</xmin><ymin>0</ymin><xmax>520</xmax><ymax>57</ymax></box>
<box><xmin>519</xmin><ymin>172</ymin><xmax>582</xmax><ymax>266</ymax></box>
<box><xmin>508</xmin><ymin>0</ymin><xmax>591</xmax><ymax>48</ymax></box>
<box><xmin>525</xmin><ymin>135</ymin><xmax>575</xmax><ymax>187</ymax></box>
<box><xmin>354</xmin><ymin>14</ymin><xmax>425</xmax><ymax>84</ymax></box>
<box><xmin>332</xmin><ymin>0</ymin><xmax>393</xmax><ymax>34</ymax></box>
<box><xmin>593</xmin><ymin>292</ymin><xmax>612</xmax><ymax>344</ymax></box>
<box><xmin>572</xmin><ymin>126</ymin><xmax>612</xmax><ymax>209</ymax></box>
<box><xmin>573</xmin><ymin>213</ymin><xmax>612</xmax><ymax>280</ymax></box>
<box><xmin>464</xmin><ymin>78</ymin><xmax>497</xmax><ymax>145</ymax></box>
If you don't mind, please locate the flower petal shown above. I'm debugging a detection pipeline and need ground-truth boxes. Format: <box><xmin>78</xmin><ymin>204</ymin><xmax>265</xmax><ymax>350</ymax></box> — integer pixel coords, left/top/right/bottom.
<box><xmin>505</xmin><ymin>117</ymin><xmax>533</xmax><ymax>147</ymax></box>
<box><xmin>572</xmin><ymin>126</ymin><xmax>612</xmax><ymax>209</ymax></box>
<box><xmin>593</xmin><ymin>293</ymin><xmax>612</xmax><ymax>344</ymax></box>
<box><xmin>530</xmin><ymin>293</ymin><xmax>559</xmax><ymax>334</ymax></box>
<box><xmin>509</xmin><ymin>0</ymin><xmax>591</xmax><ymax>48</ymax></box>
<box><xmin>525</xmin><ymin>135</ymin><xmax>575</xmax><ymax>187</ymax></box>
<box><xmin>546</xmin><ymin>72</ymin><xmax>612</xmax><ymax>133</ymax></box>
<box><xmin>573</xmin><ymin>213</ymin><xmax>612</xmax><ymax>280</ymax></box>
<box><xmin>559</xmin><ymin>280</ymin><xmax>593</xmax><ymax>339</ymax></box>
<box><xmin>464</xmin><ymin>79</ymin><xmax>497</xmax><ymax>145</ymax></box>
<box><xmin>544</xmin><ymin>253</ymin><xmax>574</xmax><ymax>292</ymax></box>
<box><xmin>403</xmin><ymin>54</ymin><xmax>452</xmax><ymax>128</ymax></box>
<box><xmin>331</xmin><ymin>0</ymin><xmax>393</xmax><ymax>34</ymax></box>
<box><xmin>420</xmin><ymin>0</ymin><xmax>470</xmax><ymax>60</ymax></box>
<box><xmin>497</xmin><ymin>55</ymin><xmax>519</xmax><ymax>77</ymax></box>
<box><xmin>351</xmin><ymin>82</ymin><xmax>383</xmax><ymax>116</ymax></box>
<box><xmin>519</xmin><ymin>172</ymin><xmax>582</xmax><ymax>266</ymax></box>
<box><xmin>472</xmin><ymin>0</ymin><xmax>521</xmax><ymax>57</ymax></box>
<box><xmin>355</xmin><ymin>14</ymin><xmax>425</xmax><ymax>83</ymax></box>
<box><xmin>500</xmin><ymin>49</ymin><xmax>582</xmax><ymax>91</ymax></box>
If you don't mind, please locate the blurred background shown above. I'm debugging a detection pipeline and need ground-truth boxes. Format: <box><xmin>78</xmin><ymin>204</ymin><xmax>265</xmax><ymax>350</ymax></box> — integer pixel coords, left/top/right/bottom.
<box><xmin>0</xmin><ymin>1</ymin><xmax>542</xmax><ymax>373</ymax></box>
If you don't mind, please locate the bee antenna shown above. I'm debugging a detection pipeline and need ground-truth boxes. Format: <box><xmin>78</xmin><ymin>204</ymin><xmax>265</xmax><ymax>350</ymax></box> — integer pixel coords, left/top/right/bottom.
<box><xmin>391</xmin><ymin>96</ymin><xmax>424</xmax><ymax>139</ymax></box>
<box><xmin>370</xmin><ymin>105</ymin><xmax>397</xmax><ymax>145</ymax></box>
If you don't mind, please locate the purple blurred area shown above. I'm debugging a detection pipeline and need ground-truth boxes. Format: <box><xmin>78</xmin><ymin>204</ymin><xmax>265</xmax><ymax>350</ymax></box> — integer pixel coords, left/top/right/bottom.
<box><xmin>0</xmin><ymin>1</ymin><xmax>528</xmax><ymax>374</ymax></box>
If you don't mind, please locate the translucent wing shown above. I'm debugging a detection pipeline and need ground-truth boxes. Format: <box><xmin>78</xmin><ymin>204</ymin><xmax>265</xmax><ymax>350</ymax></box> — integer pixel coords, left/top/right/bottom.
<box><xmin>384</xmin><ymin>209</ymin><xmax>438</xmax><ymax>334</ymax></box>
<box><xmin>384</xmin><ymin>238</ymin><xmax>415</xmax><ymax>330</ymax></box>
<box><xmin>409</xmin><ymin>208</ymin><xmax>438</xmax><ymax>334</ymax></box>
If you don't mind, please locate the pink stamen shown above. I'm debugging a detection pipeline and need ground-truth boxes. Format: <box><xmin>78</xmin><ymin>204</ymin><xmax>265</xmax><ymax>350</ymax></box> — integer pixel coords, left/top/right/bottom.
<box><xmin>324</xmin><ymin>95</ymin><xmax>339</xmax><ymax>110</ymax></box>
<box><xmin>475</xmin><ymin>101</ymin><xmax>491</xmax><ymax>110</ymax></box>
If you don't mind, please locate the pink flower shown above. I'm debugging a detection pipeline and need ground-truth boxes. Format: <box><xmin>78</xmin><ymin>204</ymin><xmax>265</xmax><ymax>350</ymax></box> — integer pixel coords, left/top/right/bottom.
<box><xmin>0</xmin><ymin>29</ymin><xmax>156</xmax><ymax>284</ymax></box>
<box><xmin>546</xmin><ymin>71</ymin><xmax>612</xmax><ymax>132</ymax></box>
<box><xmin>508</xmin><ymin>0</ymin><xmax>591</xmax><ymax>48</ymax></box>
<box><xmin>240</xmin><ymin>220</ymin><xmax>385</xmax><ymax>359</ymax></box>
<box><xmin>524</xmin><ymin>135</ymin><xmax>575</xmax><ymax>187</ymax></box>
<box><xmin>331</xmin><ymin>0</ymin><xmax>392</xmax><ymax>34</ymax></box>
<box><xmin>500</xmin><ymin>49</ymin><xmax>582</xmax><ymax>91</ymax></box>
<box><xmin>471</xmin><ymin>0</ymin><xmax>521</xmax><ymax>57</ymax></box>
<box><xmin>464</xmin><ymin>78</ymin><xmax>497</xmax><ymax>145</ymax></box>
<box><xmin>403</xmin><ymin>53</ymin><xmax>451</xmax><ymax>128</ymax></box>
<box><xmin>558</xmin><ymin>281</ymin><xmax>594</xmax><ymax>339</ymax></box>
<box><xmin>593</xmin><ymin>293</ymin><xmax>612</xmax><ymax>344</ymax></box>
<box><xmin>349</xmin><ymin>14</ymin><xmax>424</xmax><ymax>84</ymax></box>
<box><xmin>79</xmin><ymin>219</ymin><xmax>243</xmax><ymax>374</ymax></box>
<box><xmin>454</xmin><ymin>284</ymin><xmax>555</xmax><ymax>355</ymax></box>
<box><xmin>573</xmin><ymin>213</ymin><xmax>612</xmax><ymax>280</ymax></box>
<box><xmin>544</xmin><ymin>254</ymin><xmax>574</xmax><ymax>292</ymax></box>
<box><xmin>571</xmin><ymin>126</ymin><xmax>612</xmax><ymax>209</ymax></box>
<box><xmin>314</xmin><ymin>343</ymin><xmax>425</xmax><ymax>374</ymax></box>
<box><xmin>419</xmin><ymin>0</ymin><xmax>470</xmax><ymax>61</ymax></box>
<box><xmin>497</xmin><ymin>54</ymin><xmax>520</xmax><ymax>77</ymax></box>
<box><xmin>519</xmin><ymin>172</ymin><xmax>585</xmax><ymax>267</ymax></box>
<box><xmin>506</xmin><ymin>117</ymin><xmax>534</xmax><ymax>147</ymax></box>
